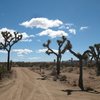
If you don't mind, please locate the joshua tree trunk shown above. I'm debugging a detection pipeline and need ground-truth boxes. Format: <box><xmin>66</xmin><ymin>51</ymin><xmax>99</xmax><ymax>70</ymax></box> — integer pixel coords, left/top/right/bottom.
<box><xmin>43</xmin><ymin>36</ymin><xmax>67</xmax><ymax>77</ymax></box>
<box><xmin>96</xmin><ymin>60</ymin><xmax>100</xmax><ymax>76</ymax></box>
<box><xmin>56</xmin><ymin>56</ymin><xmax>61</xmax><ymax>76</ymax></box>
<box><xmin>0</xmin><ymin>73</ymin><xmax>2</xmax><ymax>80</ymax></box>
<box><xmin>69</xmin><ymin>49</ymin><xmax>84</xmax><ymax>91</ymax></box>
<box><xmin>79</xmin><ymin>59</ymin><xmax>84</xmax><ymax>91</ymax></box>
<box><xmin>7</xmin><ymin>49</ymin><xmax>11</xmax><ymax>71</ymax></box>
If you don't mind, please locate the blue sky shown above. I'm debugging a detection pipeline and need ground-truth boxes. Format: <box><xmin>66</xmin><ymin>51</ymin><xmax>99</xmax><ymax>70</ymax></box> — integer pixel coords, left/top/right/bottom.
<box><xmin>0</xmin><ymin>0</ymin><xmax>100</xmax><ymax>62</ymax></box>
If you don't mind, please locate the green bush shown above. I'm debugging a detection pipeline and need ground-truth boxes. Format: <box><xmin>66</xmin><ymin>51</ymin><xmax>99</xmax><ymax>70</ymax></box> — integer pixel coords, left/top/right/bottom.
<box><xmin>0</xmin><ymin>66</ymin><xmax>7</xmax><ymax>74</ymax></box>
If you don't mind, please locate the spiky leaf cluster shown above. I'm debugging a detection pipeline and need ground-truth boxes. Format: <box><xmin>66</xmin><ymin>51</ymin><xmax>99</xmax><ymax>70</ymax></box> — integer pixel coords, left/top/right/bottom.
<box><xmin>87</xmin><ymin>43</ymin><xmax>100</xmax><ymax>60</ymax></box>
<box><xmin>0</xmin><ymin>31</ymin><xmax>22</xmax><ymax>51</ymax></box>
<box><xmin>43</xmin><ymin>36</ymin><xmax>68</xmax><ymax>56</ymax></box>
<box><xmin>57</xmin><ymin>36</ymin><xmax>67</xmax><ymax>47</ymax></box>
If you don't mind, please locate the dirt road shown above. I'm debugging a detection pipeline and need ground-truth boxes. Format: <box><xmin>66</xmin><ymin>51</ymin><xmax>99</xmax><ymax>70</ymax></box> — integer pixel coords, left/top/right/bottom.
<box><xmin>0</xmin><ymin>67</ymin><xmax>67</xmax><ymax>100</ymax></box>
<box><xmin>0</xmin><ymin>67</ymin><xmax>99</xmax><ymax>100</ymax></box>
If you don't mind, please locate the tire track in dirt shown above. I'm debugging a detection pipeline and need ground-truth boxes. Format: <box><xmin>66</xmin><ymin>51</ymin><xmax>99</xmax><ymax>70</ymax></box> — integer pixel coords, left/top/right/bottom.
<box><xmin>11</xmin><ymin>68</ymin><xmax>24</xmax><ymax>100</ymax></box>
<box><xmin>0</xmin><ymin>67</ymin><xmax>99</xmax><ymax>100</ymax></box>
<box><xmin>0</xmin><ymin>67</ymin><xmax>71</xmax><ymax>100</ymax></box>
<box><xmin>22</xmin><ymin>68</ymin><xmax>54</xmax><ymax>100</ymax></box>
<box><xmin>0</xmin><ymin>67</ymin><xmax>24</xmax><ymax>100</ymax></box>
<box><xmin>0</xmin><ymin>67</ymin><xmax>55</xmax><ymax>100</ymax></box>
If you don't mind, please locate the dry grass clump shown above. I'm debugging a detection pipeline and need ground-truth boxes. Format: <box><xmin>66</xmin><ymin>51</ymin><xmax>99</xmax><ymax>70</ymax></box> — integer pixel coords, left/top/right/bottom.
<box><xmin>53</xmin><ymin>76</ymin><xmax>57</xmax><ymax>81</ymax></box>
<box><xmin>67</xmin><ymin>67</ymin><xmax>73</xmax><ymax>72</ymax></box>
<box><xmin>50</xmin><ymin>67</ymin><xmax>57</xmax><ymax>76</ymax></box>
<box><xmin>59</xmin><ymin>75</ymin><xmax>67</xmax><ymax>81</ymax></box>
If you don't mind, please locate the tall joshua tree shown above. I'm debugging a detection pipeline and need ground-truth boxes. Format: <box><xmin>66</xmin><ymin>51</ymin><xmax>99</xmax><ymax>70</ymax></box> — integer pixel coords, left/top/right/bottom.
<box><xmin>86</xmin><ymin>44</ymin><xmax>100</xmax><ymax>76</ymax></box>
<box><xmin>0</xmin><ymin>31</ymin><xmax>22</xmax><ymax>71</ymax></box>
<box><xmin>66</xmin><ymin>40</ymin><xmax>88</xmax><ymax>91</ymax></box>
<box><xmin>43</xmin><ymin>36</ymin><xmax>68</xmax><ymax>76</ymax></box>
<box><xmin>0</xmin><ymin>40</ymin><xmax>5</xmax><ymax>80</ymax></box>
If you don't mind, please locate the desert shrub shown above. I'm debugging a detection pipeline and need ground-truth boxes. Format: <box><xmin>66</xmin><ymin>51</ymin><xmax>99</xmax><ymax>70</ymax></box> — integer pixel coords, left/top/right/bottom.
<box><xmin>72</xmin><ymin>80</ymin><xmax>77</xmax><ymax>86</ymax></box>
<box><xmin>76</xmin><ymin>70</ymin><xmax>80</xmax><ymax>74</ymax></box>
<box><xmin>88</xmin><ymin>76</ymin><xmax>95</xmax><ymax>80</ymax></box>
<box><xmin>89</xmin><ymin>71</ymin><xmax>96</xmax><ymax>76</ymax></box>
<box><xmin>87</xmin><ymin>62</ymin><xmax>96</xmax><ymax>69</ymax></box>
<box><xmin>41</xmin><ymin>71</ymin><xmax>45</xmax><ymax>75</ymax></box>
<box><xmin>53</xmin><ymin>76</ymin><xmax>57</xmax><ymax>81</ymax></box>
<box><xmin>59</xmin><ymin>75</ymin><xmax>67</xmax><ymax>81</ymax></box>
<box><xmin>68</xmin><ymin>80</ymin><xmax>77</xmax><ymax>86</ymax></box>
<box><xmin>85</xmin><ymin>86</ymin><xmax>94</xmax><ymax>91</ymax></box>
<box><xmin>0</xmin><ymin>66</ymin><xmax>7</xmax><ymax>73</ymax></box>
<box><xmin>67</xmin><ymin>67</ymin><xmax>73</xmax><ymax>72</ymax></box>
<box><xmin>0</xmin><ymin>66</ymin><xmax>7</xmax><ymax>80</ymax></box>
<box><xmin>50</xmin><ymin>67</ymin><xmax>57</xmax><ymax>76</ymax></box>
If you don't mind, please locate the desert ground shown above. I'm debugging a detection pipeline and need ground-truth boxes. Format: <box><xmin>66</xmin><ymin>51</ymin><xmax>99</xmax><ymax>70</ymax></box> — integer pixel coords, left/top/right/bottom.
<box><xmin>0</xmin><ymin>67</ymin><xmax>100</xmax><ymax>100</ymax></box>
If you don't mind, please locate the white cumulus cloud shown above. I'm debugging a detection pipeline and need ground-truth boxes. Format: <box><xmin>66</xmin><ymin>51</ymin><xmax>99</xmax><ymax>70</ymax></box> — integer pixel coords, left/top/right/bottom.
<box><xmin>28</xmin><ymin>57</ymin><xmax>41</xmax><ymax>60</ymax></box>
<box><xmin>12</xmin><ymin>49</ymin><xmax>33</xmax><ymax>56</ymax></box>
<box><xmin>0</xmin><ymin>50</ymin><xmax>7</xmax><ymax>54</ymax></box>
<box><xmin>0</xmin><ymin>27</ymin><xmax>15</xmax><ymax>34</ymax></box>
<box><xmin>21</xmin><ymin>32</ymin><xmax>34</xmax><ymax>42</ymax></box>
<box><xmin>65</xmin><ymin>23</ymin><xmax>74</xmax><ymax>27</ymax></box>
<box><xmin>36</xmin><ymin>49</ymin><xmax>47</xmax><ymax>53</ymax></box>
<box><xmin>59</xmin><ymin>23</ymin><xmax>74</xmax><ymax>29</ymax></box>
<box><xmin>20</xmin><ymin>17</ymin><xmax>63</xmax><ymax>29</ymax></box>
<box><xmin>37</xmin><ymin>39</ymin><xmax>41</xmax><ymax>42</ymax></box>
<box><xmin>37</xmin><ymin>48</ymin><xmax>58</xmax><ymax>54</ymax></box>
<box><xmin>59</xmin><ymin>23</ymin><xmax>77</xmax><ymax>35</ymax></box>
<box><xmin>68</xmin><ymin>28</ymin><xmax>76</xmax><ymax>35</ymax></box>
<box><xmin>38</xmin><ymin>29</ymin><xmax>68</xmax><ymax>38</ymax></box>
<box><xmin>80</xmin><ymin>26</ymin><xmax>88</xmax><ymax>31</ymax></box>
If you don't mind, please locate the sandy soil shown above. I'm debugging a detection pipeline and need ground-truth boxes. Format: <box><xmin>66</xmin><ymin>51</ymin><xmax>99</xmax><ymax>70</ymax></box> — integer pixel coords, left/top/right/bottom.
<box><xmin>0</xmin><ymin>67</ymin><xmax>100</xmax><ymax>100</ymax></box>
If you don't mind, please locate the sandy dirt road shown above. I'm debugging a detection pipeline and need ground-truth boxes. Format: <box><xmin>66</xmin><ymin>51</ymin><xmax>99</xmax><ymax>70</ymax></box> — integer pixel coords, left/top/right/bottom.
<box><xmin>0</xmin><ymin>67</ymin><xmax>67</xmax><ymax>100</ymax></box>
<box><xmin>0</xmin><ymin>67</ymin><xmax>100</xmax><ymax>100</ymax></box>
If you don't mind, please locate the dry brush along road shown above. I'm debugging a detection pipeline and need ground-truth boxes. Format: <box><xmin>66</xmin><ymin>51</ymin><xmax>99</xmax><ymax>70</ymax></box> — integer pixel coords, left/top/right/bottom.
<box><xmin>0</xmin><ymin>67</ymin><xmax>100</xmax><ymax>100</ymax></box>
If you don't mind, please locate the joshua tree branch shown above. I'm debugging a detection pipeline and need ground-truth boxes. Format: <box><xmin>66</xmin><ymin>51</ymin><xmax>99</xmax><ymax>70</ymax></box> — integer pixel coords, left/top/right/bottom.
<box><xmin>47</xmin><ymin>47</ymin><xmax>58</xmax><ymax>56</ymax></box>
<box><xmin>69</xmin><ymin>49</ymin><xmax>80</xmax><ymax>59</ymax></box>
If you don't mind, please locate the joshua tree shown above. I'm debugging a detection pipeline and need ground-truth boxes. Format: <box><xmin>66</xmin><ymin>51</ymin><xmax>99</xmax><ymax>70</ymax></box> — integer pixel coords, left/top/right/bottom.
<box><xmin>66</xmin><ymin>40</ymin><xmax>88</xmax><ymax>91</ymax></box>
<box><xmin>0</xmin><ymin>31</ymin><xmax>22</xmax><ymax>71</ymax></box>
<box><xmin>0</xmin><ymin>44</ymin><xmax>5</xmax><ymax>79</ymax></box>
<box><xmin>43</xmin><ymin>36</ymin><xmax>68</xmax><ymax>76</ymax></box>
<box><xmin>85</xmin><ymin>44</ymin><xmax>100</xmax><ymax>76</ymax></box>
